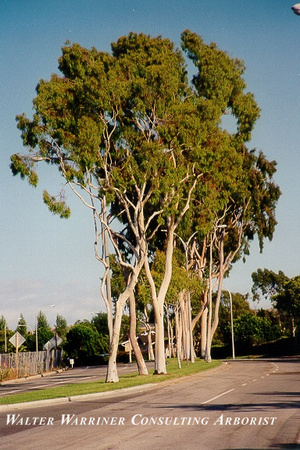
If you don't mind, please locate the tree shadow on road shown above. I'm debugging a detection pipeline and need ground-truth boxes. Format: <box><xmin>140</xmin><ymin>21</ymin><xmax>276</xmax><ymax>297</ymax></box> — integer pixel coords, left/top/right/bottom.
<box><xmin>157</xmin><ymin>399</ymin><xmax>300</xmax><ymax>412</ymax></box>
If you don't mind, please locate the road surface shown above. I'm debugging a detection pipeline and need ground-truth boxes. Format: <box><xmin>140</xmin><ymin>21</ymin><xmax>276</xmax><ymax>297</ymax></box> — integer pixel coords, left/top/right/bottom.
<box><xmin>0</xmin><ymin>357</ymin><xmax>299</xmax><ymax>449</ymax></box>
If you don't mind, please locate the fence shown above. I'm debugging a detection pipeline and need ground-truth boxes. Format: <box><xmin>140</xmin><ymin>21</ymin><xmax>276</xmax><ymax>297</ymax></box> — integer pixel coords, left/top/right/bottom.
<box><xmin>0</xmin><ymin>349</ymin><xmax>62</xmax><ymax>381</ymax></box>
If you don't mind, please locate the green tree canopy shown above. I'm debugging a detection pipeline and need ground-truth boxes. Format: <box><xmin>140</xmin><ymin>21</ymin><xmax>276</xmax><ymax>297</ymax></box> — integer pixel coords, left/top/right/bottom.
<box><xmin>55</xmin><ymin>314</ymin><xmax>68</xmax><ymax>340</ymax></box>
<box><xmin>91</xmin><ymin>312</ymin><xmax>109</xmax><ymax>336</ymax></box>
<box><xmin>64</xmin><ymin>321</ymin><xmax>109</xmax><ymax>365</ymax></box>
<box><xmin>0</xmin><ymin>316</ymin><xmax>7</xmax><ymax>331</ymax></box>
<box><xmin>224</xmin><ymin>312</ymin><xmax>281</xmax><ymax>351</ymax></box>
<box><xmin>10</xmin><ymin>30</ymin><xmax>280</xmax><ymax>376</ymax></box>
<box><xmin>251</xmin><ymin>268</ymin><xmax>288</xmax><ymax>302</ymax></box>
<box><xmin>274</xmin><ymin>276</ymin><xmax>300</xmax><ymax>324</ymax></box>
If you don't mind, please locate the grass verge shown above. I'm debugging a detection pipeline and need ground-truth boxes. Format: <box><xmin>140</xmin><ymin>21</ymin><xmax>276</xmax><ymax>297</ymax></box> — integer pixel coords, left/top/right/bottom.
<box><xmin>0</xmin><ymin>359</ymin><xmax>221</xmax><ymax>405</ymax></box>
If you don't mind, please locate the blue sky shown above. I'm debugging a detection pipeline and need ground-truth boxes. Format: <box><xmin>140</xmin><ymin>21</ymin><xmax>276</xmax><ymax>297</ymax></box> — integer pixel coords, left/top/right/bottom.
<box><xmin>1</xmin><ymin>0</ymin><xmax>300</xmax><ymax>329</ymax></box>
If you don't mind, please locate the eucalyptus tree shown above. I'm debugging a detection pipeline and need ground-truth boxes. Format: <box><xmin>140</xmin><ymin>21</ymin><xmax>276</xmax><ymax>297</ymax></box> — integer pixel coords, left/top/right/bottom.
<box><xmin>251</xmin><ymin>268</ymin><xmax>288</xmax><ymax>303</ymax></box>
<box><xmin>10</xmin><ymin>30</ymin><xmax>280</xmax><ymax>378</ymax></box>
<box><xmin>178</xmin><ymin>31</ymin><xmax>281</xmax><ymax>361</ymax></box>
<box><xmin>274</xmin><ymin>276</ymin><xmax>300</xmax><ymax>337</ymax></box>
<box><xmin>252</xmin><ymin>269</ymin><xmax>300</xmax><ymax>337</ymax></box>
<box><xmin>10</xmin><ymin>32</ymin><xmax>204</xmax><ymax>380</ymax></box>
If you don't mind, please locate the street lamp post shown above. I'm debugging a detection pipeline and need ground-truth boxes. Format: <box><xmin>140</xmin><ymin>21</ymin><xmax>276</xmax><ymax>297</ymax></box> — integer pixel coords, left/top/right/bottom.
<box><xmin>35</xmin><ymin>304</ymin><xmax>55</xmax><ymax>354</ymax></box>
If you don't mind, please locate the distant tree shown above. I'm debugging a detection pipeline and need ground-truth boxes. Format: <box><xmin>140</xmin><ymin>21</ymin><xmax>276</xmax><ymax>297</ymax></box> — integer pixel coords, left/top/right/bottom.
<box><xmin>15</xmin><ymin>314</ymin><xmax>28</xmax><ymax>352</ymax></box>
<box><xmin>0</xmin><ymin>317</ymin><xmax>15</xmax><ymax>353</ymax></box>
<box><xmin>91</xmin><ymin>312</ymin><xmax>109</xmax><ymax>336</ymax></box>
<box><xmin>91</xmin><ymin>312</ymin><xmax>133</xmax><ymax>359</ymax></box>
<box><xmin>252</xmin><ymin>268</ymin><xmax>288</xmax><ymax>302</ymax></box>
<box><xmin>119</xmin><ymin>315</ymin><xmax>130</xmax><ymax>343</ymax></box>
<box><xmin>252</xmin><ymin>269</ymin><xmax>300</xmax><ymax>337</ymax></box>
<box><xmin>274</xmin><ymin>276</ymin><xmax>300</xmax><ymax>337</ymax></box>
<box><xmin>55</xmin><ymin>314</ymin><xmax>68</xmax><ymax>340</ymax></box>
<box><xmin>64</xmin><ymin>321</ymin><xmax>108</xmax><ymax>365</ymax></box>
<box><xmin>212</xmin><ymin>292</ymin><xmax>252</xmax><ymax>346</ymax></box>
<box><xmin>36</xmin><ymin>311</ymin><xmax>50</xmax><ymax>329</ymax></box>
<box><xmin>16</xmin><ymin>314</ymin><xmax>27</xmax><ymax>335</ymax></box>
<box><xmin>0</xmin><ymin>316</ymin><xmax>7</xmax><ymax>353</ymax></box>
<box><xmin>223</xmin><ymin>312</ymin><xmax>281</xmax><ymax>352</ymax></box>
<box><xmin>32</xmin><ymin>311</ymin><xmax>54</xmax><ymax>351</ymax></box>
<box><xmin>0</xmin><ymin>315</ymin><xmax>7</xmax><ymax>330</ymax></box>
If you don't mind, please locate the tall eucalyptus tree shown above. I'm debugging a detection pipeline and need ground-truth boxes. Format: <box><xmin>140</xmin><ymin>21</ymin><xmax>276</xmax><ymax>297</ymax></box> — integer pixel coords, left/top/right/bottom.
<box><xmin>10</xmin><ymin>30</ymin><xmax>280</xmax><ymax>379</ymax></box>
<box><xmin>11</xmin><ymin>32</ymin><xmax>205</xmax><ymax>379</ymax></box>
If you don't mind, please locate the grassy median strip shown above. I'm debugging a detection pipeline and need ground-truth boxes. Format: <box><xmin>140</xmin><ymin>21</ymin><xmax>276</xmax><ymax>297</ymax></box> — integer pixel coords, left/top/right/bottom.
<box><xmin>0</xmin><ymin>359</ymin><xmax>221</xmax><ymax>405</ymax></box>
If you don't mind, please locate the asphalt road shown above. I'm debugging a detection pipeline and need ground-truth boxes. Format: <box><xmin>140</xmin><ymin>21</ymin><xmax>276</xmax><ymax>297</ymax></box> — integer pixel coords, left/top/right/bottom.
<box><xmin>0</xmin><ymin>357</ymin><xmax>299</xmax><ymax>449</ymax></box>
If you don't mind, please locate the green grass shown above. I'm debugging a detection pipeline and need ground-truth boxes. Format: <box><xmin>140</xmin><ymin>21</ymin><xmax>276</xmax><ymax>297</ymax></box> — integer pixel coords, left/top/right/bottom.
<box><xmin>0</xmin><ymin>359</ymin><xmax>221</xmax><ymax>405</ymax></box>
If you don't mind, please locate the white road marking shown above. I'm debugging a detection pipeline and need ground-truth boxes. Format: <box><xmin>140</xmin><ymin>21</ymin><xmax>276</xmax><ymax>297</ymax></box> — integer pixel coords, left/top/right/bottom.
<box><xmin>202</xmin><ymin>388</ymin><xmax>235</xmax><ymax>405</ymax></box>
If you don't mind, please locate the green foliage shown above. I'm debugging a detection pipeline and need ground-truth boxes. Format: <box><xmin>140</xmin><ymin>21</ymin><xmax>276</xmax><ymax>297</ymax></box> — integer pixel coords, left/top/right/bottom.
<box><xmin>26</xmin><ymin>311</ymin><xmax>55</xmax><ymax>351</ymax></box>
<box><xmin>0</xmin><ymin>330</ymin><xmax>6</xmax><ymax>353</ymax></box>
<box><xmin>64</xmin><ymin>321</ymin><xmax>109</xmax><ymax>365</ymax></box>
<box><xmin>212</xmin><ymin>292</ymin><xmax>251</xmax><ymax>345</ymax></box>
<box><xmin>55</xmin><ymin>314</ymin><xmax>68</xmax><ymax>340</ymax></box>
<box><xmin>251</xmin><ymin>268</ymin><xmax>300</xmax><ymax>336</ymax></box>
<box><xmin>252</xmin><ymin>268</ymin><xmax>288</xmax><ymax>302</ymax></box>
<box><xmin>274</xmin><ymin>276</ymin><xmax>300</xmax><ymax>324</ymax></box>
<box><xmin>119</xmin><ymin>315</ymin><xmax>131</xmax><ymax>343</ymax></box>
<box><xmin>91</xmin><ymin>312</ymin><xmax>109</xmax><ymax>336</ymax></box>
<box><xmin>150</xmin><ymin>248</ymin><xmax>200</xmax><ymax>306</ymax></box>
<box><xmin>24</xmin><ymin>334</ymin><xmax>36</xmax><ymax>352</ymax></box>
<box><xmin>223</xmin><ymin>313</ymin><xmax>281</xmax><ymax>350</ymax></box>
<box><xmin>16</xmin><ymin>314</ymin><xmax>27</xmax><ymax>335</ymax></box>
<box><xmin>10</xmin><ymin>31</ymin><xmax>281</xmax><ymax>367</ymax></box>
<box><xmin>0</xmin><ymin>315</ymin><xmax>7</xmax><ymax>330</ymax></box>
<box><xmin>37</xmin><ymin>328</ymin><xmax>54</xmax><ymax>350</ymax></box>
<box><xmin>43</xmin><ymin>191</ymin><xmax>71</xmax><ymax>219</ymax></box>
<box><xmin>10</xmin><ymin>30</ymin><xmax>280</xmax><ymax>262</ymax></box>
<box><xmin>10</xmin><ymin>153</ymin><xmax>38</xmax><ymax>187</ymax></box>
<box><xmin>181</xmin><ymin>30</ymin><xmax>259</xmax><ymax>141</ymax></box>
<box><xmin>91</xmin><ymin>311</ymin><xmax>131</xmax><ymax>344</ymax></box>
<box><xmin>37</xmin><ymin>311</ymin><xmax>51</xmax><ymax>329</ymax></box>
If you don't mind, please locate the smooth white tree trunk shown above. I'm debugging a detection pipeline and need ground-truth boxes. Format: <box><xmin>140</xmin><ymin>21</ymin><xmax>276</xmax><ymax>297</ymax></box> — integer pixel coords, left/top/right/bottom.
<box><xmin>200</xmin><ymin>307</ymin><xmax>208</xmax><ymax>359</ymax></box>
<box><xmin>154</xmin><ymin>304</ymin><xmax>167</xmax><ymax>374</ymax></box>
<box><xmin>106</xmin><ymin>298</ymin><xmax>125</xmax><ymax>382</ymax></box>
<box><xmin>129</xmin><ymin>291</ymin><xmax>148</xmax><ymax>375</ymax></box>
<box><xmin>174</xmin><ymin>304</ymin><xmax>182</xmax><ymax>368</ymax></box>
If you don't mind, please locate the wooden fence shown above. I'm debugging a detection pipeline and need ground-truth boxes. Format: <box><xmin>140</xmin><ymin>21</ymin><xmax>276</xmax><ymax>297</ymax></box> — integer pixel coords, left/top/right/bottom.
<box><xmin>0</xmin><ymin>349</ymin><xmax>62</xmax><ymax>381</ymax></box>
